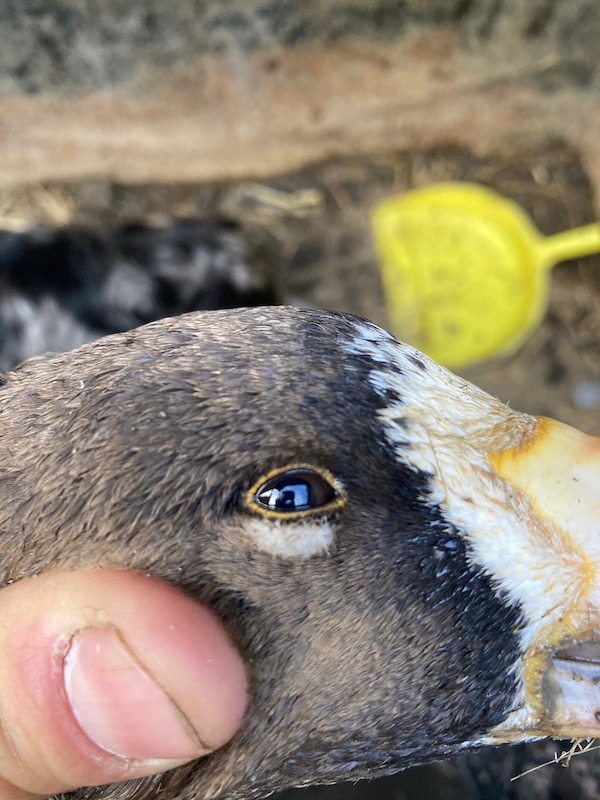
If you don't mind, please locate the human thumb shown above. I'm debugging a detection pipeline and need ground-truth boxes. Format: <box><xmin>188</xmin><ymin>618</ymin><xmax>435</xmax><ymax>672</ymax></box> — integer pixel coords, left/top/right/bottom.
<box><xmin>0</xmin><ymin>569</ymin><xmax>248</xmax><ymax>799</ymax></box>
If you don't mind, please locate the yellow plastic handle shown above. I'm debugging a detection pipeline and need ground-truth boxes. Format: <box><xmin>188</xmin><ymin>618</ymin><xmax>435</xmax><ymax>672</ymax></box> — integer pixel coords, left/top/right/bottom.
<box><xmin>538</xmin><ymin>223</ymin><xmax>600</xmax><ymax>268</ymax></box>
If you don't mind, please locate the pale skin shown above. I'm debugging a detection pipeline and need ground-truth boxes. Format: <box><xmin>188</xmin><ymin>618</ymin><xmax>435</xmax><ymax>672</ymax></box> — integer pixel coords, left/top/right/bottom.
<box><xmin>0</xmin><ymin>570</ymin><xmax>249</xmax><ymax>800</ymax></box>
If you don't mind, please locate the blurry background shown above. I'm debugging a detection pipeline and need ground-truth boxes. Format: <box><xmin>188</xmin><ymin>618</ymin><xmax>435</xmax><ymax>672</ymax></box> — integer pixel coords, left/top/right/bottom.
<box><xmin>0</xmin><ymin>1</ymin><xmax>599</xmax><ymax>798</ymax></box>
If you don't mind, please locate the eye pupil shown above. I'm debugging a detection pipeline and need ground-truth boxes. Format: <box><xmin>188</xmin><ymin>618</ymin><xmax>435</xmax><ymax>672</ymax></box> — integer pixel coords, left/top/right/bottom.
<box><xmin>253</xmin><ymin>469</ymin><xmax>337</xmax><ymax>514</ymax></box>
<box><xmin>257</xmin><ymin>480</ymin><xmax>312</xmax><ymax>511</ymax></box>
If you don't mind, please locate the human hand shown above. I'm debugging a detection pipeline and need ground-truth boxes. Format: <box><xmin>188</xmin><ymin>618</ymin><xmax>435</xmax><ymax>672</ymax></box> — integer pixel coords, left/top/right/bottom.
<box><xmin>0</xmin><ymin>570</ymin><xmax>248</xmax><ymax>799</ymax></box>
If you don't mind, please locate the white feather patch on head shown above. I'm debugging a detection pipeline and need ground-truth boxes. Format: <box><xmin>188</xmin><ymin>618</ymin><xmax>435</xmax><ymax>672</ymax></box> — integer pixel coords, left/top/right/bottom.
<box><xmin>344</xmin><ymin>322</ymin><xmax>588</xmax><ymax>670</ymax></box>
<box><xmin>241</xmin><ymin>516</ymin><xmax>336</xmax><ymax>559</ymax></box>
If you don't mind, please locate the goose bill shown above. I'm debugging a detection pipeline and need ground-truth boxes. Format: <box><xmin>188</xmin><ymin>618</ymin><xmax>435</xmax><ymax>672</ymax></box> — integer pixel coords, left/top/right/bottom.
<box><xmin>489</xmin><ymin>419</ymin><xmax>600</xmax><ymax>740</ymax></box>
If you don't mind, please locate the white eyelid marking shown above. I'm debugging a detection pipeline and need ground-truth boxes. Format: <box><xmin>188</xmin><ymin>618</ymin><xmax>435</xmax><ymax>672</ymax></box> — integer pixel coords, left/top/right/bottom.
<box><xmin>241</xmin><ymin>517</ymin><xmax>337</xmax><ymax>559</ymax></box>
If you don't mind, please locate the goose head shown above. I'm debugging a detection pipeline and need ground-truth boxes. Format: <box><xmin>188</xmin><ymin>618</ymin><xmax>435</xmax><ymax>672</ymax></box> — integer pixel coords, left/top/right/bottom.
<box><xmin>0</xmin><ymin>307</ymin><xmax>597</xmax><ymax>800</ymax></box>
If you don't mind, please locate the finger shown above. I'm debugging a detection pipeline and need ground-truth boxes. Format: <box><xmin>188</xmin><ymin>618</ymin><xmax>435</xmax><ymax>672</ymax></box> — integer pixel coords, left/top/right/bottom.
<box><xmin>0</xmin><ymin>570</ymin><xmax>248</xmax><ymax>798</ymax></box>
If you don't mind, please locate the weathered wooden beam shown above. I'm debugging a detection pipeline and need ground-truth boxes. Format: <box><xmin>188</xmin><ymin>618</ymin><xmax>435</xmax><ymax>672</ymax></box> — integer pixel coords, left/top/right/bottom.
<box><xmin>1</xmin><ymin>1</ymin><xmax>598</xmax><ymax>199</ymax></box>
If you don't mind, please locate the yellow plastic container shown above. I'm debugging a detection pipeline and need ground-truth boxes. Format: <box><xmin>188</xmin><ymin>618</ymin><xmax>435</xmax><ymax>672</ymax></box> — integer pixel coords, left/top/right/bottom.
<box><xmin>372</xmin><ymin>183</ymin><xmax>600</xmax><ymax>368</ymax></box>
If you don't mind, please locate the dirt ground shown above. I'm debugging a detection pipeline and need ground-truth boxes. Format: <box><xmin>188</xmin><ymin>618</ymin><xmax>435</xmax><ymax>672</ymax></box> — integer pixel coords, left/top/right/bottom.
<box><xmin>4</xmin><ymin>137</ymin><xmax>599</xmax><ymax>434</ymax></box>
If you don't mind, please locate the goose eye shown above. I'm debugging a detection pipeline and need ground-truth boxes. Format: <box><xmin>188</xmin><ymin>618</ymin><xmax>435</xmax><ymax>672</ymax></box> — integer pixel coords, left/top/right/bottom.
<box><xmin>255</xmin><ymin>473</ymin><xmax>329</xmax><ymax>511</ymax></box>
<box><xmin>247</xmin><ymin>467</ymin><xmax>345</xmax><ymax>518</ymax></box>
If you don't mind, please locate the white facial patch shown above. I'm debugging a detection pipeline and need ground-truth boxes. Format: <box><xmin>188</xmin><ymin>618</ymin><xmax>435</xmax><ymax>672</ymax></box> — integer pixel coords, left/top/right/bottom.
<box><xmin>344</xmin><ymin>321</ymin><xmax>591</xmax><ymax>733</ymax></box>
<box><xmin>241</xmin><ymin>516</ymin><xmax>336</xmax><ymax>559</ymax></box>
